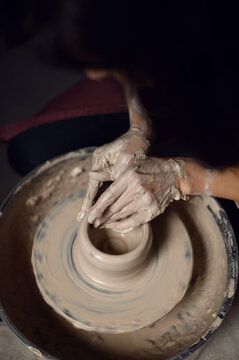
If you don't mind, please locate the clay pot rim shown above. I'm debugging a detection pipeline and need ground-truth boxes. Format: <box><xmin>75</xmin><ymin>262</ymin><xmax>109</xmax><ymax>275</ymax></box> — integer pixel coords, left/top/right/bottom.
<box><xmin>79</xmin><ymin>213</ymin><xmax>152</xmax><ymax>264</ymax></box>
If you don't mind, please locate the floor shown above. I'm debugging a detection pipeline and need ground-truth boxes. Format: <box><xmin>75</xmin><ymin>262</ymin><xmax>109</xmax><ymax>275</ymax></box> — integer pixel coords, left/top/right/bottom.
<box><xmin>0</xmin><ymin>37</ymin><xmax>239</xmax><ymax>360</ymax></box>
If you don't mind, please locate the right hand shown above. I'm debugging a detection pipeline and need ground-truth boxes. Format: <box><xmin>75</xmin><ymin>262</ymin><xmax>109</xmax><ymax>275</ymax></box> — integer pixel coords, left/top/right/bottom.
<box><xmin>87</xmin><ymin>157</ymin><xmax>185</xmax><ymax>232</ymax></box>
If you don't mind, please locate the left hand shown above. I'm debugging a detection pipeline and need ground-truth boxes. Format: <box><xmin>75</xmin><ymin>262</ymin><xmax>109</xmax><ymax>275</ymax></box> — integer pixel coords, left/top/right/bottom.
<box><xmin>88</xmin><ymin>157</ymin><xmax>186</xmax><ymax>232</ymax></box>
<box><xmin>78</xmin><ymin>127</ymin><xmax>150</xmax><ymax>220</ymax></box>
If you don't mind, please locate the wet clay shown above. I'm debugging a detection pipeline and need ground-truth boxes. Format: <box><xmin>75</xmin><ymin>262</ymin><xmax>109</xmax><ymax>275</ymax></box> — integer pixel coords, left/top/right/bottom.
<box><xmin>0</xmin><ymin>150</ymin><xmax>236</xmax><ymax>360</ymax></box>
<box><xmin>31</xmin><ymin>192</ymin><xmax>193</xmax><ymax>333</ymax></box>
<box><xmin>80</xmin><ymin>128</ymin><xmax>150</xmax><ymax>221</ymax></box>
<box><xmin>87</xmin><ymin>157</ymin><xmax>187</xmax><ymax>233</ymax></box>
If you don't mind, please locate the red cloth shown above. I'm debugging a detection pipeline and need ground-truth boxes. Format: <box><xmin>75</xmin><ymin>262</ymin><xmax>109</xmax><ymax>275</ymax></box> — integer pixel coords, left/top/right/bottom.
<box><xmin>0</xmin><ymin>77</ymin><xmax>127</xmax><ymax>143</ymax></box>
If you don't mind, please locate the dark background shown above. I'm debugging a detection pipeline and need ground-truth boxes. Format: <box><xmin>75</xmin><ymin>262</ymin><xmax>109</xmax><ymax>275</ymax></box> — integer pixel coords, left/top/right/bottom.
<box><xmin>0</xmin><ymin>1</ymin><xmax>238</xmax><ymax>238</ymax></box>
<box><xmin>0</xmin><ymin>1</ymin><xmax>84</xmax><ymax>202</ymax></box>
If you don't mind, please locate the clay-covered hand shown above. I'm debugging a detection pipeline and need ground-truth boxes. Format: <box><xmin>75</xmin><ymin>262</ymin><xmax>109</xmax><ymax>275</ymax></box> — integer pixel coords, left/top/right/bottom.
<box><xmin>88</xmin><ymin>157</ymin><xmax>186</xmax><ymax>232</ymax></box>
<box><xmin>79</xmin><ymin>128</ymin><xmax>150</xmax><ymax>219</ymax></box>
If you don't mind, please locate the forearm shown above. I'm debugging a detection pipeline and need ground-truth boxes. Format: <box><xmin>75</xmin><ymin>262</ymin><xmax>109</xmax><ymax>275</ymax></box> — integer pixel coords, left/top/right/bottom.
<box><xmin>111</xmin><ymin>71</ymin><xmax>153</xmax><ymax>140</ymax></box>
<box><xmin>176</xmin><ymin>159</ymin><xmax>239</xmax><ymax>202</ymax></box>
<box><xmin>124</xmin><ymin>84</ymin><xmax>153</xmax><ymax>140</ymax></box>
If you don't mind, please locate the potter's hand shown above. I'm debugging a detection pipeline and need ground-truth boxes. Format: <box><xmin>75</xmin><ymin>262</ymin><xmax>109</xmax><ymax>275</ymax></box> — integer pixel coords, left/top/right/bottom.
<box><xmin>79</xmin><ymin>128</ymin><xmax>150</xmax><ymax>219</ymax></box>
<box><xmin>88</xmin><ymin>157</ymin><xmax>186</xmax><ymax>232</ymax></box>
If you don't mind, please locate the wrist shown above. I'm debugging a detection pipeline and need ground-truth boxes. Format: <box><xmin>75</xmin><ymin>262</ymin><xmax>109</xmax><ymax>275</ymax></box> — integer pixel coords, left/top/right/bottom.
<box><xmin>175</xmin><ymin>159</ymin><xmax>212</xmax><ymax>196</ymax></box>
<box><xmin>130</xmin><ymin>123</ymin><xmax>152</xmax><ymax>141</ymax></box>
<box><xmin>175</xmin><ymin>159</ymin><xmax>239</xmax><ymax>202</ymax></box>
<box><xmin>125</xmin><ymin>84</ymin><xmax>153</xmax><ymax>141</ymax></box>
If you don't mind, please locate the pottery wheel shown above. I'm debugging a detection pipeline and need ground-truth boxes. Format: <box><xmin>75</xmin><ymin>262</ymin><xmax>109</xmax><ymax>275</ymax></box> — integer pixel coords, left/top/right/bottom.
<box><xmin>32</xmin><ymin>190</ymin><xmax>193</xmax><ymax>334</ymax></box>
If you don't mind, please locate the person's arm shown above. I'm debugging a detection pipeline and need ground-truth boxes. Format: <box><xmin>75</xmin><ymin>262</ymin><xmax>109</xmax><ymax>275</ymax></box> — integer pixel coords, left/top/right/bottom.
<box><xmin>176</xmin><ymin>159</ymin><xmax>239</xmax><ymax>201</ymax></box>
<box><xmin>124</xmin><ymin>84</ymin><xmax>152</xmax><ymax>140</ymax></box>
<box><xmin>88</xmin><ymin>157</ymin><xmax>239</xmax><ymax>232</ymax></box>
<box><xmin>79</xmin><ymin>78</ymin><xmax>153</xmax><ymax>219</ymax></box>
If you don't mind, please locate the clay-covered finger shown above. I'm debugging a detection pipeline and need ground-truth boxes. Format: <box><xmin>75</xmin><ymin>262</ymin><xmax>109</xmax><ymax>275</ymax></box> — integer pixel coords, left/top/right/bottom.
<box><xmin>95</xmin><ymin>188</ymin><xmax>144</xmax><ymax>226</ymax></box>
<box><xmin>91</xmin><ymin>147</ymin><xmax>105</xmax><ymax>171</ymax></box>
<box><xmin>88</xmin><ymin>177</ymin><xmax>127</xmax><ymax>224</ymax></box>
<box><xmin>104</xmin><ymin>211</ymin><xmax>148</xmax><ymax>233</ymax></box>
<box><xmin>112</xmin><ymin>153</ymin><xmax>133</xmax><ymax>179</ymax></box>
<box><xmin>95</xmin><ymin>189</ymin><xmax>133</xmax><ymax>225</ymax></box>
<box><xmin>105</xmin><ymin>200</ymin><xmax>142</xmax><ymax>224</ymax></box>
<box><xmin>78</xmin><ymin>178</ymin><xmax>101</xmax><ymax>221</ymax></box>
<box><xmin>89</xmin><ymin>167</ymin><xmax>112</xmax><ymax>182</ymax></box>
<box><xmin>81</xmin><ymin>167</ymin><xmax>111</xmax><ymax>210</ymax></box>
<box><xmin>104</xmin><ymin>182</ymin><xmax>155</xmax><ymax>220</ymax></box>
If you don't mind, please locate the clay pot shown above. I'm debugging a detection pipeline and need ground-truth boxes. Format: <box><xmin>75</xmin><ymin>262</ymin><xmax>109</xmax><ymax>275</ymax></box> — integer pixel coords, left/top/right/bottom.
<box><xmin>74</xmin><ymin>215</ymin><xmax>153</xmax><ymax>290</ymax></box>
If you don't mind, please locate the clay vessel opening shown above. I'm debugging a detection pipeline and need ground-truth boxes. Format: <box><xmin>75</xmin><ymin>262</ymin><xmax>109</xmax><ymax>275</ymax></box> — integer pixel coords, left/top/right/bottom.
<box><xmin>88</xmin><ymin>226</ymin><xmax>141</xmax><ymax>255</ymax></box>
